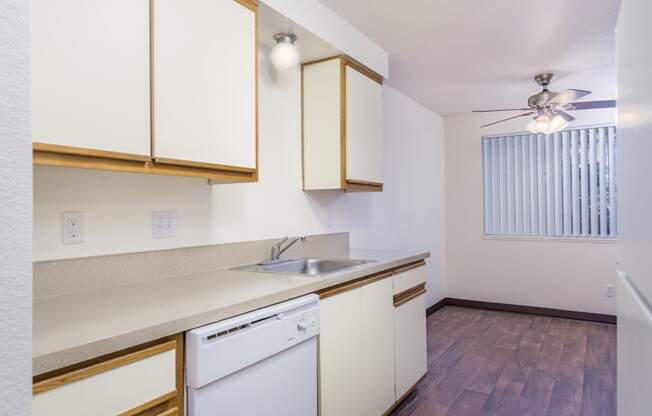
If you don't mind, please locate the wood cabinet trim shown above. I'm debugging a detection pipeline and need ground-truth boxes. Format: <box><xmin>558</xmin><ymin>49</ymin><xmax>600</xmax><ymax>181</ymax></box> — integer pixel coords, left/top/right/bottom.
<box><xmin>33</xmin><ymin>143</ymin><xmax>151</xmax><ymax>163</ymax></box>
<box><xmin>339</xmin><ymin>57</ymin><xmax>348</xmax><ymax>189</ymax></box>
<box><xmin>156</xmin><ymin>408</ymin><xmax>179</xmax><ymax>416</ymax></box>
<box><xmin>300</xmin><ymin>60</ymin><xmax>306</xmax><ymax>190</ymax></box>
<box><xmin>234</xmin><ymin>0</ymin><xmax>258</xmax><ymax>12</ymax></box>
<box><xmin>33</xmin><ymin>340</ymin><xmax>176</xmax><ymax>394</ymax></box>
<box><xmin>154</xmin><ymin>157</ymin><xmax>256</xmax><ymax>174</ymax></box>
<box><xmin>173</xmin><ymin>333</ymin><xmax>184</xmax><ymax>414</ymax></box>
<box><xmin>393</xmin><ymin>260</ymin><xmax>426</xmax><ymax>275</ymax></box>
<box><xmin>393</xmin><ymin>283</ymin><xmax>427</xmax><ymax>307</ymax></box>
<box><xmin>302</xmin><ymin>55</ymin><xmax>383</xmax><ymax>85</ymax></box>
<box><xmin>301</xmin><ymin>55</ymin><xmax>341</xmax><ymax>68</ymax></box>
<box><xmin>118</xmin><ymin>391</ymin><xmax>177</xmax><ymax>416</ymax></box>
<box><xmin>318</xmin><ymin>270</ymin><xmax>394</xmax><ymax>299</ymax></box>
<box><xmin>344</xmin><ymin>179</ymin><xmax>383</xmax><ymax>192</ymax></box>
<box><xmin>33</xmin><ymin>150</ymin><xmax>257</xmax><ymax>183</ymax></box>
<box><xmin>342</xmin><ymin>55</ymin><xmax>384</xmax><ymax>85</ymax></box>
<box><xmin>253</xmin><ymin>2</ymin><xmax>259</xmax><ymax>176</ymax></box>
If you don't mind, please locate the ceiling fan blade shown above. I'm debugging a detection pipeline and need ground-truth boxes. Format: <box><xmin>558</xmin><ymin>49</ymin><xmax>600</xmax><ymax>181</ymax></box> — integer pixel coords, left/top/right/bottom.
<box><xmin>473</xmin><ymin>108</ymin><xmax>532</xmax><ymax>113</ymax></box>
<box><xmin>565</xmin><ymin>100</ymin><xmax>616</xmax><ymax>110</ymax></box>
<box><xmin>555</xmin><ymin>109</ymin><xmax>575</xmax><ymax>122</ymax></box>
<box><xmin>481</xmin><ymin>112</ymin><xmax>535</xmax><ymax>128</ymax></box>
<box><xmin>548</xmin><ymin>89</ymin><xmax>591</xmax><ymax>107</ymax></box>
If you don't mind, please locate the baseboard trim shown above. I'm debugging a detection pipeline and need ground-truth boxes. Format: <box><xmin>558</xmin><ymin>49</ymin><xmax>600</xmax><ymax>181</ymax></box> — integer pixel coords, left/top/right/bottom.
<box><xmin>427</xmin><ymin>297</ymin><xmax>616</xmax><ymax>324</ymax></box>
<box><xmin>426</xmin><ymin>298</ymin><xmax>448</xmax><ymax>316</ymax></box>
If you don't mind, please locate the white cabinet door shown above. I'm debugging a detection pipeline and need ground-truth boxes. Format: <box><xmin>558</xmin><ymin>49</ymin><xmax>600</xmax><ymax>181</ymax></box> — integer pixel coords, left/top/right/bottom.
<box><xmin>394</xmin><ymin>293</ymin><xmax>427</xmax><ymax>399</ymax></box>
<box><xmin>302</xmin><ymin>59</ymin><xmax>342</xmax><ymax>190</ymax></box>
<box><xmin>345</xmin><ymin>65</ymin><xmax>383</xmax><ymax>184</ymax></box>
<box><xmin>361</xmin><ymin>278</ymin><xmax>395</xmax><ymax>416</ymax></box>
<box><xmin>153</xmin><ymin>0</ymin><xmax>256</xmax><ymax>169</ymax></box>
<box><xmin>319</xmin><ymin>288</ymin><xmax>364</xmax><ymax>416</ymax></box>
<box><xmin>32</xmin><ymin>0</ymin><xmax>150</xmax><ymax>157</ymax></box>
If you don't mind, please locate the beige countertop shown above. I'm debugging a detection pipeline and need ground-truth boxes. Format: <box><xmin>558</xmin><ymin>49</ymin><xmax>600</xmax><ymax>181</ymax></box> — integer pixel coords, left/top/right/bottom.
<box><xmin>33</xmin><ymin>249</ymin><xmax>429</xmax><ymax>375</ymax></box>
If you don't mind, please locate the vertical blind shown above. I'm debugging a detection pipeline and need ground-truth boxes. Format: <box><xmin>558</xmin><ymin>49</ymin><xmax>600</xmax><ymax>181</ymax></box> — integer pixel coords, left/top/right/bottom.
<box><xmin>482</xmin><ymin>125</ymin><xmax>617</xmax><ymax>238</ymax></box>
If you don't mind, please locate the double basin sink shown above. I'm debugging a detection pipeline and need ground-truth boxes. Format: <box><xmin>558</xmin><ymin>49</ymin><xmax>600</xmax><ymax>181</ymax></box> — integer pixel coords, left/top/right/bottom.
<box><xmin>234</xmin><ymin>258</ymin><xmax>370</xmax><ymax>277</ymax></box>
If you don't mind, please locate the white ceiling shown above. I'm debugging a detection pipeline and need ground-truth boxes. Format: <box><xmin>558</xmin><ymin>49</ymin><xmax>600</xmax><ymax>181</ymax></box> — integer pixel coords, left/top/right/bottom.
<box><xmin>318</xmin><ymin>0</ymin><xmax>621</xmax><ymax>115</ymax></box>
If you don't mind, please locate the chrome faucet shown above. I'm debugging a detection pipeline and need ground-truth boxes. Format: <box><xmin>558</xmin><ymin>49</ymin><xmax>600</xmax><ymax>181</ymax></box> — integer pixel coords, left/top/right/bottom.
<box><xmin>269</xmin><ymin>236</ymin><xmax>306</xmax><ymax>262</ymax></box>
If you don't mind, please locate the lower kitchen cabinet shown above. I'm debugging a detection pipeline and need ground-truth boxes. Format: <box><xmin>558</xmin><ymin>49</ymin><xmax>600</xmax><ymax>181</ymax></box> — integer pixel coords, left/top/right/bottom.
<box><xmin>394</xmin><ymin>293</ymin><xmax>427</xmax><ymax>399</ymax></box>
<box><xmin>362</xmin><ymin>277</ymin><xmax>396</xmax><ymax>416</ymax></box>
<box><xmin>393</xmin><ymin>263</ymin><xmax>428</xmax><ymax>400</ymax></box>
<box><xmin>32</xmin><ymin>334</ymin><xmax>183</xmax><ymax>416</ymax></box>
<box><xmin>319</xmin><ymin>285</ymin><xmax>364</xmax><ymax>416</ymax></box>
<box><xmin>319</xmin><ymin>262</ymin><xmax>427</xmax><ymax>416</ymax></box>
<box><xmin>319</xmin><ymin>273</ymin><xmax>395</xmax><ymax>416</ymax></box>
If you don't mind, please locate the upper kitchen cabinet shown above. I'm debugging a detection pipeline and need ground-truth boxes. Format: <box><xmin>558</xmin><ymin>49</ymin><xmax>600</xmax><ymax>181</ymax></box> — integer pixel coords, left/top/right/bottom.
<box><xmin>152</xmin><ymin>0</ymin><xmax>258</xmax><ymax>176</ymax></box>
<box><xmin>32</xmin><ymin>0</ymin><xmax>258</xmax><ymax>184</ymax></box>
<box><xmin>302</xmin><ymin>56</ymin><xmax>383</xmax><ymax>192</ymax></box>
<box><xmin>32</xmin><ymin>0</ymin><xmax>151</xmax><ymax>159</ymax></box>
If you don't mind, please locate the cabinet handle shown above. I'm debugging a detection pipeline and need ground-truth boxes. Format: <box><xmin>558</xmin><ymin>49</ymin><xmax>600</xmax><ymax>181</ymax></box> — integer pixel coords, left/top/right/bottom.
<box><xmin>393</xmin><ymin>283</ymin><xmax>426</xmax><ymax>307</ymax></box>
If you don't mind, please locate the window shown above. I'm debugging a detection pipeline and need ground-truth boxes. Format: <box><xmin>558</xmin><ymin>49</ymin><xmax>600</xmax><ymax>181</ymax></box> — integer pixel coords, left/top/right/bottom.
<box><xmin>482</xmin><ymin>125</ymin><xmax>617</xmax><ymax>238</ymax></box>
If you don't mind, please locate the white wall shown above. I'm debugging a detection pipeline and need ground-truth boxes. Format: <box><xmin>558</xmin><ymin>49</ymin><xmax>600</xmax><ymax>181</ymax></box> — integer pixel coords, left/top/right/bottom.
<box><xmin>0</xmin><ymin>0</ymin><xmax>32</xmax><ymax>414</ymax></box>
<box><xmin>34</xmin><ymin>49</ymin><xmax>446</xmax><ymax>306</ymax></box>
<box><xmin>615</xmin><ymin>2</ymin><xmax>652</xmax><ymax>412</ymax></box>
<box><xmin>444</xmin><ymin>108</ymin><xmax>617</xmax><ymax>314</ymax></box>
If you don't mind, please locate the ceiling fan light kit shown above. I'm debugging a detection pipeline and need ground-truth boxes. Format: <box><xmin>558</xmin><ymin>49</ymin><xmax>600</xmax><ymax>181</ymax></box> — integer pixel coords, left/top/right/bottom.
<box><xmin>526</xmin><ymin>111</ymin><xmax>571</xmax><ymax>134</ymax></box>
<box><xmin>474</xmin><ymin>72</ymin><xmax>615</xmax><ymax>134</ymax></box>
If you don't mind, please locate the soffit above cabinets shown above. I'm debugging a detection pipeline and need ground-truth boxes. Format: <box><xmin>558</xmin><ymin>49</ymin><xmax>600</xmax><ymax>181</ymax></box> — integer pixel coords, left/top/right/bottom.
<box><xmin>258</xmin><ymin>4</ymin><xmax>339</xmax><ymax>65</ymax></box>
<box><xmin>258</xmin><ymin>0</ymin><xmax>389</xmax><ymax>78</ymax></box>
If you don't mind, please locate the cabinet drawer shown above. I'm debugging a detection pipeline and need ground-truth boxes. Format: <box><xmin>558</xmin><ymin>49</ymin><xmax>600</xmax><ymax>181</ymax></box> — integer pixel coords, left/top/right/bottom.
<box><xmin>394</xmin><ymin>293</ymin><xmax>427</xmax><ymax>399</ymax></box>
<box><xmin>33</xmin><ymin>341</ymin><xmax>178</xmax><ymax>416</ymax></box>
<box><xmin>393</xmin><ymin>262</ymin><xmax>426</xmax><ymax>294</ymax></box>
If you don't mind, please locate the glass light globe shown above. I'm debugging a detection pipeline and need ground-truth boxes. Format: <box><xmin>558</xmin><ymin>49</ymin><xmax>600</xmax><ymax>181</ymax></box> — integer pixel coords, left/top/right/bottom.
<box><xmin>548</xmin><ymin>114</ymin><xmax>570</xmax><ymax>133</ymax></box>
<box><xmin>535</xmin><ymin>114</ymin><xmax>550</xmax><ymax>132</ymax></box>
<box><xmin>271</xmin><ymin>40</ymin><xmax>299</xmax><ymax>70</ymax></box>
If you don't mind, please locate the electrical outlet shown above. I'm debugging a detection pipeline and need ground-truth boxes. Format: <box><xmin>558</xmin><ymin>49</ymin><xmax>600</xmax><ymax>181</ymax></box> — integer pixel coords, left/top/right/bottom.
<box><xmin>62</xmin><ymin>212</ymin><xmax>83</xmax><ymax>244</ymax></box>
<box><xmin>605</xmin><ymin>283</ymin><xmax>616</xmax><ymax>298</ymax></box>
<box><xmin>152</xmin><ymin>211</ymin><xmax>176</xmax><ymax>239</ymax></box>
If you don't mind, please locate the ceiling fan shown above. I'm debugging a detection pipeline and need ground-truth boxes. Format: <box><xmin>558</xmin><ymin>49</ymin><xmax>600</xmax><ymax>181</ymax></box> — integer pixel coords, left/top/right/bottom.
<box><xmin>473</xmin><ymin>73</ymin><xmax>615</xmax><ymax>134</ymax></box>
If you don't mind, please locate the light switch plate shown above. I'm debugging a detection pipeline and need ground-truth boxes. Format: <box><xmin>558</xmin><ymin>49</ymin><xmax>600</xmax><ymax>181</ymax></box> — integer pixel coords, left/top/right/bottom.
<box><xmin>62</xmin><ymin>212</ymin><xmax>83</xmax><ymax>244</ymax></box>
<box><xmin>152</xmin><ymin>211</ymin><xmax>176</xmax><ymax>239</ymax></box>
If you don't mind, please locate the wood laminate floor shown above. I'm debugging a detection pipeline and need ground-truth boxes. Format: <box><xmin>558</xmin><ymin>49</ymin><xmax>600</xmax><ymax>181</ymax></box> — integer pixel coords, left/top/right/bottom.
<box><xmin>391</xmin><ymin>306</ymin><xmax>616</xmax><ymax>416</ymax></box>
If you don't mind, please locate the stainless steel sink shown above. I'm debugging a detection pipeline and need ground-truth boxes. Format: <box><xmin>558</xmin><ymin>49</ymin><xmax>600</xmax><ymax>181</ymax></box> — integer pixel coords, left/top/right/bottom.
<box><xmin>233</xmin><ymin>258</ymin><xmax>370</xmax><ymax>277</ymax></box>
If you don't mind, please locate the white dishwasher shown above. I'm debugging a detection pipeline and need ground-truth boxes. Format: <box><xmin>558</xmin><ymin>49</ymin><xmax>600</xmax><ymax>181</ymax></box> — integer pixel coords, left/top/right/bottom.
<box><xmin>186</xmin><ymin>294</ymin><xmax>320</xmax><ymax>416</ymax></box>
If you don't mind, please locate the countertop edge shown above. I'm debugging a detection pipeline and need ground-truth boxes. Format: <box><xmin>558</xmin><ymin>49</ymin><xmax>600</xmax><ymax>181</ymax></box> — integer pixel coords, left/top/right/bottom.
<box><xmin>33</xmin><ymin>251</ymin><xmax>430</xmax><ymax>376</ymax></box>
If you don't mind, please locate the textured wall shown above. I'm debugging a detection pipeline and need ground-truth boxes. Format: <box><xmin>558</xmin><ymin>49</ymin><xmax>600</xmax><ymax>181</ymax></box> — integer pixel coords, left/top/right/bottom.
<box><xmin>0</xmin><ymin>0</ymin><xmax>32</xmax><ymax>414</ymax></box>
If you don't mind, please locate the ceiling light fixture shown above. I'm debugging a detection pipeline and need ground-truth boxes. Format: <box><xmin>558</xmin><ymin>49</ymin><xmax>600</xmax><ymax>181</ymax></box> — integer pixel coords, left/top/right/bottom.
<box><xmin>271</xmin><ymin>33</ymin><xmax>299</xmax><ymax>70</ymax></box>
<box><xmin>526</xmin><ymin>111</ymin><xmax>570</xmax><ymax>135</ymax></box>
